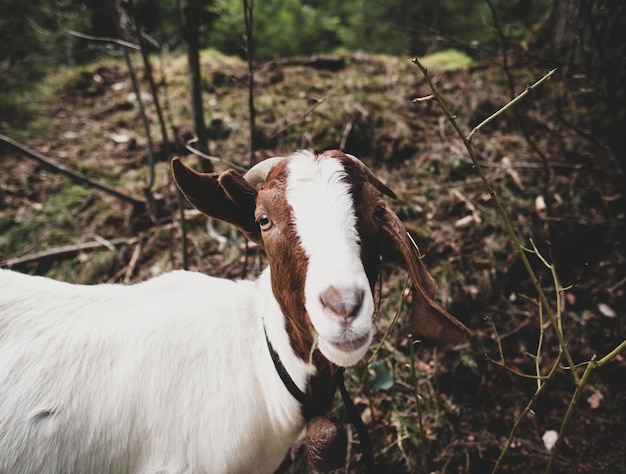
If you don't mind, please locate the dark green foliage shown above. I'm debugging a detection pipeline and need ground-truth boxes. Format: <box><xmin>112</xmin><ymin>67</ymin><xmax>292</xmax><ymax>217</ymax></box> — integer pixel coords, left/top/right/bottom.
<box><xmin>0</xmin><ymin>0</ymin><xmax>549</xmax><ymax>131</ymax></box>
<box><xmin>203</xmin><ymin>0</ymin><xmax>550</xmax><ymax>59</ymax></box>
<box><xmin>0</xmin><ymin>0</ymin><xmax>550</xmax><ymax>79</ymax></box>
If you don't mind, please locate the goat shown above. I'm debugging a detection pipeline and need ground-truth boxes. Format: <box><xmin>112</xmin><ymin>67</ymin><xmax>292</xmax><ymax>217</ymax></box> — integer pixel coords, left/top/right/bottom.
<box><xmin>0</xmin><ymin>149</ymin><xmax>469</xmax><ymax>473</ymax></box>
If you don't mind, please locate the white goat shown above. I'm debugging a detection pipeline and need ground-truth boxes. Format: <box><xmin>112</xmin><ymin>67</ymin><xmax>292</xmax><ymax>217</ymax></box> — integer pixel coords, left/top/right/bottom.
<box><xmin>0</xmin><ymin>150</ymin><xmax>469</xmax><ymax>474</ymax></box>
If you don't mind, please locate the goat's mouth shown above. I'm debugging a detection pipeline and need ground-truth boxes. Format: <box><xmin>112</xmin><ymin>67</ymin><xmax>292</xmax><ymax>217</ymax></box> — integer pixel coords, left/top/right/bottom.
<box><xmin>317</xmin><ymin>329</ymin><xmax>373</xmax><ymax>367</ymax></box>
<box><xmin>326</xmin><ymin>332</ymin><xmax>371</xmax><ymax>352</ymax></box>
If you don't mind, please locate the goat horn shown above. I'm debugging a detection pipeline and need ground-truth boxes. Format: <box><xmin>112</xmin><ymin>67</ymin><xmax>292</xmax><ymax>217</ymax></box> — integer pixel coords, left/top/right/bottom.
<box><xmin>243</xmin><ymin>157</ymin><xmax>285</xmax><ymax>190</ymax></box>
<box><xmin>244</xmin><ymin>152</ymin><xmax>396</xmax><ymax>199</ymax></box>
<box><xmin>345</xmin><ymin>154</ymin><xmax>397</xmax><ymax>199</ymax></box>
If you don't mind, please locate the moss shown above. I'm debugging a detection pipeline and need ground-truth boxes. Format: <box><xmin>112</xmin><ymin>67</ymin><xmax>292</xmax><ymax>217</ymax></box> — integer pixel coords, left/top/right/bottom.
<box><xmin>418</xmin><ymin>49</ymin><xmax>473</xmax><ymax>71</ymax></box>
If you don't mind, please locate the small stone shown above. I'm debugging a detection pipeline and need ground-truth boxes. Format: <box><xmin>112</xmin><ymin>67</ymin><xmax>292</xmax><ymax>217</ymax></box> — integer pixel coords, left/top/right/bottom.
<box><xmin>542</xmin><ymin>430</ymin><xmax>558</xmax><ymax>451</ymax></box>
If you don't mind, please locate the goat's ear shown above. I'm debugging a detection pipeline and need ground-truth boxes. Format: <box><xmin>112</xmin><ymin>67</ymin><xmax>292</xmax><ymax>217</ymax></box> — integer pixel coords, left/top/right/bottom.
<box><xmin>171</xmin><ymin>158</ymin><xmax>262</xmax><ymax>244</ymax></box>
<box><xmin>381</xmin><ymin>209</ymin><xmax>471</xmax><ymax>343</ymax></box>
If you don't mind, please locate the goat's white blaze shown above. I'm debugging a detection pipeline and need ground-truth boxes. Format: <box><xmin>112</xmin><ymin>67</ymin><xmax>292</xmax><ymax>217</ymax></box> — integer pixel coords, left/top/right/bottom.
<box><xmin>286</xmin><ymin>151</ymin><xmax>374</xmax><ymax>367</ymax></box>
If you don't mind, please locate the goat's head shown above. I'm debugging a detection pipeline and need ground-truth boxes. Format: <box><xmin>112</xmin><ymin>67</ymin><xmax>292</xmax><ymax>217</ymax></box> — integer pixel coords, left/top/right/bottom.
<box><xmin>172</xmin><ymin>150</ymin><xmax>470</xmax><ymax>368</ymax></box>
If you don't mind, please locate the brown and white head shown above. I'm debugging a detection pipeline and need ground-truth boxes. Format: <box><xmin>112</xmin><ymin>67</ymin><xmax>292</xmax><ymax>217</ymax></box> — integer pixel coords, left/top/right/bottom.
<box><xmin>172</xmin><ymin>150</ymin><xmax>469</xmax><ymax>368</ymax></box>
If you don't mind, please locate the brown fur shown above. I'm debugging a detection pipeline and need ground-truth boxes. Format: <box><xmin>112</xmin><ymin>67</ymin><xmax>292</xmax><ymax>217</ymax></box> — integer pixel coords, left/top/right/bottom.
<box><xmin>254</xmin><ymin>160</ymin><xmax>314</xmax><ymax>363</ymax></box>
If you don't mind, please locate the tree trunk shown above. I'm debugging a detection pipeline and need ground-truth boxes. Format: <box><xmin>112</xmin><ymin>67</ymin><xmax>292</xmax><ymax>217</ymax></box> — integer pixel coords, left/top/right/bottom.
<box><xmin>182</xmin><ymin>0</ymin><xmax>213</xmax><ymax>172</ymax></box>
<box><xmin>533</xmin><ymin>0</ymin><xmax>626</xmax><ymax>171</ymax></box>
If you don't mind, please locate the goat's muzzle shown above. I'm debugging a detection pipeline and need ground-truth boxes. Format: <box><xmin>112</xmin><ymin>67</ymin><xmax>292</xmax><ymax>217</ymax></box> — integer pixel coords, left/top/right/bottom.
<box><xmin>319</xmin><ymin>286</ymin><xmax>365</xmax><ymax>322</ymax></box>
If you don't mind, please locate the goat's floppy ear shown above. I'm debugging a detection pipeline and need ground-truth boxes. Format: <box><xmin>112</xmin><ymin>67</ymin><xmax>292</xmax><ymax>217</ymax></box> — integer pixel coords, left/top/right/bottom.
<box><xmin>381</xmin><ymin>209</ymin><xmax>471</xmax><ymax>343</ymax></box>
<box><xmin>171</xmin><ymin>158</ymin><xmax>262</xmax><ymax>244</ymax></box>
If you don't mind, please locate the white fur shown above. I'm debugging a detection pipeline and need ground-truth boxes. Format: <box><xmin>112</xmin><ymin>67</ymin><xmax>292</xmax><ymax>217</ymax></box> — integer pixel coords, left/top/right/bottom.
<box><xmin>286</xmin><ymin>151</ymin><xmax>374</xmax><ymax>366</ymax></box>
<box><xmin>0</xmin><ymin>269</ymin><xmax>306</xmax><ymax>474</ymax></box>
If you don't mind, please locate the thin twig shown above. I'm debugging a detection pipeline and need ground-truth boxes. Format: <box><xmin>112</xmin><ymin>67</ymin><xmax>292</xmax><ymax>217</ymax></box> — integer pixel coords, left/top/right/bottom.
<box><xmin>1</xmin><ymin>237</ymin><xmax>139</xmax><ymax>268</ymax></box>
<box><xmin>596</xmin><ymin>339</ymin><xmax>626</xmax><ymax>367</ymax></box>
<box><xmin>535</xmin><ymin>297</ymin><xmax>545</xmax><ymax>390</ymax></box>
<box><xmin>466</xmin><ymin>69</ymin><xmax>556</xmax><ymax>141</ymax></box>
<box><xmin>409</xmin><ymin>336</ymin><xmax>429</xmax><ymax>474</ymax></box>
<box><xmin>412</xmin><ymin>58</ymin><xmax>578</xmax><ymax>384</ymax></box>
<box><xmin>412</xmin><ymin>95</ymin><xmax>434</xmax><ymax>103</ymax></box>
<box><xmin>148</xmin><ymin>34</ymin><xmax>189</xmax><ymax>269</ymax></box>
<box><xmin>460</xmin><ymin>155</ymin><xmax>586</xmax><ymax>170</ymax></box>
<box><xmin>412</xmin><ymin>57</ymin><xmax>626</xmax><ymax>474</ymax></box>
<box><xmin>127</xmin><ymin>0</ymin><xmax>164</xmax><ymax>193</ymax></box>
<box><xmin>123</xmin><ymin>240</ymin><xmax>143</xmax><ymax>284</ymax></box>
<box><xmin>492</xmin><ymin>351</ymin><xmax>563</xmax><ymax>473</ymax></box>
<box><xmin>545</xmin><ymin>356</ymin><xmax>595</xmax><ymax>474</ymax></box>
<box><xmin>64</xmin><ymin>28</ymin><xmax>140</xmax><ymax>50</ymax></box>
<box><xmin>110</xmin><ymin>0</ymin><xmax>157</xmax><ymax>222</ymax></box>
<box><xmin>368</xmin><ymin>275</ymin><xmax>409</xmax><ymax>364</ymax></box>
<box><xmin>484</xmin><ymin>355</ymin><xmax>549</xmax><ymax>380</ymax></box>
<box><xmin>242</xmin><ymin>0</ymin><xmax>257</xmax><ymax>167</ymax></box>
<box><xmin>484</xmin><ymin>0</ymin><xmax>515</xmax><ymax>99</ymax></box>
<box><xmin>184</xmin><ymin>139</ymin><xmax>247</xmax><ymax>172</ymax></box>
<box><xmin>484</xmin><ymin>0</ymin><xmax>552</xmax><ymax>192</ymax></box>
<box><xmin>181</xmin><ymin>0</ymin><xmax>212</xmax><ymax>173</ymax></box>
<box><xmin>259</xmin><ymin>98</ymin><xmax>326</xmax><ymax>149</ymax></box>
<box><xmin>546</xmin><ymin>336</ymin><xmax>626</xmax><ymax>473</ymax></box>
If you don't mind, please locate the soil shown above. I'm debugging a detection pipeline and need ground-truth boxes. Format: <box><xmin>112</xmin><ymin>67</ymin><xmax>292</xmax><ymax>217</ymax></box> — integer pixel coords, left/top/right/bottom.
<box><xmin>1</xmin><ymin>51</ymin><xmax>624</xmax><ymax>473</ymax></box>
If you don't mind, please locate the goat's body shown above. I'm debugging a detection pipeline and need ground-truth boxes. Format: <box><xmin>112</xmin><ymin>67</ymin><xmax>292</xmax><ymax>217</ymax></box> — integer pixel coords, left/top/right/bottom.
<box><xmin>0</xmin><ymin>269</ymin><xmax>307</xmax><ymax>474</ymax></box>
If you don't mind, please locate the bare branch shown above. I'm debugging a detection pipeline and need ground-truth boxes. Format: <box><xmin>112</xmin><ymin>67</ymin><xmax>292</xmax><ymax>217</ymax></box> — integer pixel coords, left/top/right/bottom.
<box><xmin>260</xmin><ymin>98</ymin><xmax>326</xmax><ymax>148</ymax></box>
<box><xmin>411</xmin><ymin>94</ymin><xmax>434</xmax><ymax>103</ymax></box>
<box><xmin>0</xmin><ymin>133</ymin><xmax>145</xmax><ymax>208</ymax></box>
<box><xmin>411</xmin><ymin>59</ymin><xmax>578</xmax><ymax>381</ymax></box>
<box><xmin>467</xmin><ymin>69</ymin><xmax>556</xmax><ymax>142</ymax></box>
<box><xmin>243</xmin><ymin>0</ymin><xmax>257</xmax><ymax>167</ymax></box>
<box><xmin>1</xmin><ymin>236</ymin><xmax>139</xmax><ymax>268</ymax></box>
<box><xmin>184</xmin><ymin>139</ymin><xmax>247</xmax><ymax>172</ymax></box>
<box><xmin>109</xmin><ymin>0</ymin><xmax>158</xmax><ymax>222</ymax></box>
<box><xmin>64</xmin><ymin>28</ymin><xmax>140</xmax><ymax>51</ymax></box>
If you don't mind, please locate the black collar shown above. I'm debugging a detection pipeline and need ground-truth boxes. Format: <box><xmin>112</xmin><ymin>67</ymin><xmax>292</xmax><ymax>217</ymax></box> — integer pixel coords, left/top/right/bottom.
<box><xmin>262</xmin><ymin>324</ymin><xmax>375</xmax><ymax>472</ymax></box>
<box><xmin>263</xmin><ymin>325</ymin><xmax>332</xmax><ymax>420</ymax></box>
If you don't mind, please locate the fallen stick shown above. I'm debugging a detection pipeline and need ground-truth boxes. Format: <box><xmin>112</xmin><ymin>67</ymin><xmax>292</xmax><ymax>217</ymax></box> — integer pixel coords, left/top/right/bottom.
<box><xmin>0</xmin><ymin>133</ymin><xmax>145</xmax><ymax>209</ymax></box>
<box><xmin>1</xmin><ymin>236</ymin><xmax>140</xmax><ymax>268</ymax></box>
<box><xmin>64</xmin><ymin>28</ymin><xmax>141</xmax><ymax>51</ymax></box>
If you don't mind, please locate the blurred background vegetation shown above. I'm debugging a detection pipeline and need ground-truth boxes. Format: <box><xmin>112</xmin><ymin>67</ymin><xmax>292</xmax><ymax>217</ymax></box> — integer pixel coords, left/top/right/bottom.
<box><xmin>3</xmin><ymin>0</ymin><xmax>624</xmax><ymax>168</ymax></box>
<box><xmin>0</xmin><ymin>0</ymin><xmax>550</xmax><ymax>66</ymax></box>
<box><xmin>1</xmin><ymin>1</ymin><xmax>625</xmax><ymax>472</ymax></box>
<box><xmin>0</xmin><ymin>0</ymin><xmax>549</xmax><ymax>114</ymax></box>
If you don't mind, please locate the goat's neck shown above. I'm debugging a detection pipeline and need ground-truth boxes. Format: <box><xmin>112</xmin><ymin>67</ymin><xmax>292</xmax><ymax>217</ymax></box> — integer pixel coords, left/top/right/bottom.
<box><xmin>258</xmin><ymin>269</ymin><xmax>338</xmax><ymax>412</ymax></box>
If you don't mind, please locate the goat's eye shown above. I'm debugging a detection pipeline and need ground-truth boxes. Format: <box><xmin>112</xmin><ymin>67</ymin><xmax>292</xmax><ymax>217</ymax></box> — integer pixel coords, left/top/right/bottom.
<box><xmin>258</xmin><ymin>215</ymin><xmax>273</xmax><ymax>231</ymax></box>
<box><xmin>373</xmin><ymin>205</ymin><xmax>386</xmax><ymax>221</ymax></box>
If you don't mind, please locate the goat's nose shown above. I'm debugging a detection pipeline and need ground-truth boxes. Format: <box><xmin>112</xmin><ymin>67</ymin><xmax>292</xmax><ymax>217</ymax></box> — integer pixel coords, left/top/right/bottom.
<box><xmin>320</xmin><ymin>286</ymin><xmax>365</xmax><ymax>321</ymax></box>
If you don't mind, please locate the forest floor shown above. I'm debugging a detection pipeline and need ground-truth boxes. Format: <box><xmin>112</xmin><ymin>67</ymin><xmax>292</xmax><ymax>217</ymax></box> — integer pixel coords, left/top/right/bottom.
<box><xmin>1</xmin><ymin>50</ymin><xmax>625</xmax><ymax>473</ymax></box>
